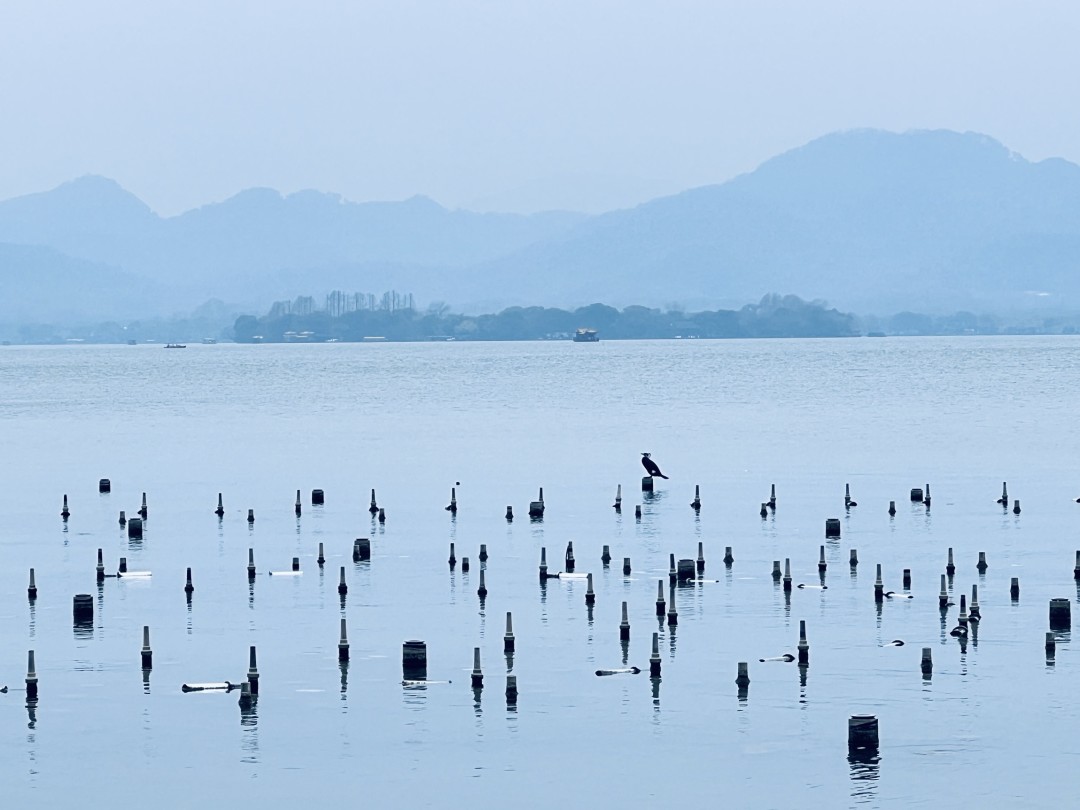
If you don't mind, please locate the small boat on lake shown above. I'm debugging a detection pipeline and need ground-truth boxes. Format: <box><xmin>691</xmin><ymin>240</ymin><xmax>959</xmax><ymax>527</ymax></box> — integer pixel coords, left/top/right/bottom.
<box><xmin>164</xmin><ymin>344</ymin><xmax>187</xmax><ymax>349</ymax></box>
<box><xmin>573</xmin><ymin>328</ymin><xmax>599</xmax><ymax>342</ymax></box>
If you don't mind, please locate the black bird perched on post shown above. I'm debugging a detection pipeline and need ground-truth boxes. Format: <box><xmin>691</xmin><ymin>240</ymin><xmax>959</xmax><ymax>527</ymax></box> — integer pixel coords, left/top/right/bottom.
<box><xmin>641</xmin><ymin>453</ymin><xmax>669</xmax><ymax>479</ymax></box>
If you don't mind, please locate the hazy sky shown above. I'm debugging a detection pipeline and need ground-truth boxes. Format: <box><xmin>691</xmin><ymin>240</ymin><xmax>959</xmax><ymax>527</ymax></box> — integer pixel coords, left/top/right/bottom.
<box><xmin>2</xmin><ymin>1</ymin><xmax>1078</xmax><ymax>215</ymax></box>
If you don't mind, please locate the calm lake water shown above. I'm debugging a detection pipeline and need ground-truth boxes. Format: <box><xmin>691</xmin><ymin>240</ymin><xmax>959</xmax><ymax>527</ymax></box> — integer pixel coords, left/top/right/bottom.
<box><xmin>2</xmin><ymin>337</ymin><xmax>1079</xmax><ymax>809</ymax></box>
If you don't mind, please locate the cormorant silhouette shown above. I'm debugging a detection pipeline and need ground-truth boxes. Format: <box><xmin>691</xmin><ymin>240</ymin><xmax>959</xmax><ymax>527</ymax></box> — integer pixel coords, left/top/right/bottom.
<box><xmin>640</xmin><ymin>453</ymin><xmax>669</xmax><ymax>479</ymax></box>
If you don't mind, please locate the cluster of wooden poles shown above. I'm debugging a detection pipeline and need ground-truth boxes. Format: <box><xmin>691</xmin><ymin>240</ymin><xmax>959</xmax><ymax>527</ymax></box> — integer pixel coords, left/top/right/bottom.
<box><xmin>18</xmin><ymin>475</ymin><xmax>1077</xmax><ymax>753</ymax></box>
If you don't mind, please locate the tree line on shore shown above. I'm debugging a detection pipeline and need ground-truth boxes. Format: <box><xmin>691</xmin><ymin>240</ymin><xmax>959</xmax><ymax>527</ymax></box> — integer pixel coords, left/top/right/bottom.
<box><xmin>232</xmin><ymin>294</ymin><xmax>859</xmax><ymax>342</ymax></box>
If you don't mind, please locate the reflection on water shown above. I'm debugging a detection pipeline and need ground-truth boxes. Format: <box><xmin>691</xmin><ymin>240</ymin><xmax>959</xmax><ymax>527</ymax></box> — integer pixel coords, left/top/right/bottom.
<box><xmin>848</xmin><ymin>751</ymin><xmax>881</xmax><ymax>805</ymax></box>
<box><xmin>25</xmin><ymin>698</ymin><xmax>38</xmax><ymax>730</ymax></box>
<box><xmin>239</xmin><ymin>697</ymin><xmax>259</xmax><ymax>764</ymax></box>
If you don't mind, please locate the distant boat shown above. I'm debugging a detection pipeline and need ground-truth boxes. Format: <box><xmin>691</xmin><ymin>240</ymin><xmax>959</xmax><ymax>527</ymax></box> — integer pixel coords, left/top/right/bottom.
<box><xmin>202</xmin><ymin>338</ymin><xmax>217</xmax><ymax>344</ymax></box>
<box><xmin>573</xmin><ymin>328</ymin><xmax>599</xmax><ymax>342</ymax></box>
<box><xmin>127</xmin><ymin>340</ymin><xmax>137</xmax><ymax>345</ymax></box>
<box><xmin>164</xmin><ymin>343</ymin><xmax>187</xmax><ymax>349</ymax></box>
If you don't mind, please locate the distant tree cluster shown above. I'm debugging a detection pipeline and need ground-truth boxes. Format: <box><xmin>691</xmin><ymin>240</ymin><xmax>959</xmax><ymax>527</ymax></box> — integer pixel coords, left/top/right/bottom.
<box><xmin>233</xmin><ymin>293</ymin><xmax>859</xmax><ymax>343</ymax></box>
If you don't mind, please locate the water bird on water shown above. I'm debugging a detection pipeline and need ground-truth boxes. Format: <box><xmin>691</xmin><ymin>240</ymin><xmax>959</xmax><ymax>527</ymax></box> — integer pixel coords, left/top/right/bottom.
<box><xmin>884</xmin><ymin>591</ymin><xmax>913</xmax><ymax>599</ymax></box>
<box><xmin>759</xmin><ymin>654</ymin><xmax>796</xmax><ymax>663</ymax></box>
<box><xmin>950</xmin><ymin>625</ymin><xmax>968</xmax><ymax>638</ymax></box>
<box><xmin>595</xmin><ymin>667</ymin><xmax>641</xmax><ymax>676</ymax></box>
<box><xmin>797</xmin><ymin>583</ymin><xmax>828</xmax><ymax>590</ymax></box>
<box><xmin>885</xmin><ymin>640</ymin><xmax>905</xmax><ymax>647</ymax></box>
<box><xmin>640</xmin><ymin>453</ymin><xmax>669</xmax><ymax>479</ymax></box>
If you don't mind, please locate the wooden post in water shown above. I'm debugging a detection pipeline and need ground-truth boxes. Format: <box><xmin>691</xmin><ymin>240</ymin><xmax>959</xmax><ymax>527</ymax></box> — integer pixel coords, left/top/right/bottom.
<box><xmin>471</xmin><ymin>647</ymin><xmax>483</xmax><ymax>689</ymax></box>
<box><xmin>402</xmin><ymin>640</ymin><xmax>427</xmax><ymax>680</ymax></box>
<box><xmin>505</xmin><ymin>675</ymin><xmax>518</xmax><ymax>705</ymax></box>
<box><xmin>736</xmin><ymin>662</ymin><xmax>750</xmax><ymax>688</ymax></box>
<box><xmin>140</xmin><ymin>626</ymin><xmax>152</xmax><ymax>670</ymax></box>
<box><xmin>1050</xmin><ymin>598</ymin><xmax>1071</xmax><ymax>630</ymax></box>
<box><xmin>504</xmin><ymin>613</ymin><xmax>515</xmax><ymax>652</ymax></box>
<box><xmin>26</xmin><ymin>650</ymin><xmax>37</xmax><ymax>700</ymax></box>
<box><xmin>338</xmin><ymin>618</ymin><xmax>350</xmax><ymax>661</ymax></box>
<box><xmin>247</xmin><ymin>646</ymin><xmax>259</xmax><ymax>694</ymax></box>
<box><xmin>619</xmin><ymin>601</ymin><xmax>630</xmax><ymax>640</ymax></box>
<box><xmin>848</xmin><ymin>715</ymin><xmax>879</xmax><ymax>752</ymax></box>
<box><xmin>797</xmin><ymin>620</ymin><xmax>809</xmax><ymax>665</ymax></box>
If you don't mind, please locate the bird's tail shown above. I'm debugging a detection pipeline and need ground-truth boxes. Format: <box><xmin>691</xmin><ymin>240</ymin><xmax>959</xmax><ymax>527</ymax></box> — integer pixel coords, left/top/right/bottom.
<box><xmin>658</xmin><ymin>473</ymin><xmax>670</xmax><ymax>479</ymax></box>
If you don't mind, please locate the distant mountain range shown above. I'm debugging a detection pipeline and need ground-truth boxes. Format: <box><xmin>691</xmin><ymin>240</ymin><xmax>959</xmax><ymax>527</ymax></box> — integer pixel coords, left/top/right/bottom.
<box><xmin>3</xmin><ymin>128</ymin><xmax>1080</xmax><ymax>323</ymax></box>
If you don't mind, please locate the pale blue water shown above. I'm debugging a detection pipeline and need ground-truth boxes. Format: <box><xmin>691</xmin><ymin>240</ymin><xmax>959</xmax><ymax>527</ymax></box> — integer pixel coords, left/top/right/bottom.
<box><xmin>2</xmin><ymin>337</ymin><xmax>1079</xmax><ymax>809</ymax></box>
